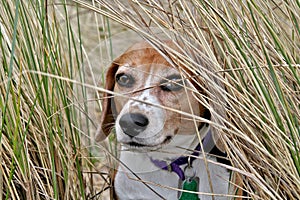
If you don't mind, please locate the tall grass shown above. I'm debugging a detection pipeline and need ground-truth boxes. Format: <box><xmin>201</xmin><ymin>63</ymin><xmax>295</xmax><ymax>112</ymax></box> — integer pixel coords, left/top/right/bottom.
<box><xmin>73</xmin><ymin>0</ymin><xmax>300</xmax><ymax>199</ymax></box>
<box><xmin>0</xmin><ymin>1</ymin><xmax>112</xmax><ymax>199</ymax></box>
<box><xmin>1</xmin><ymin>0</ymin><xmax>299</xmax><ymax>199</ymax></box>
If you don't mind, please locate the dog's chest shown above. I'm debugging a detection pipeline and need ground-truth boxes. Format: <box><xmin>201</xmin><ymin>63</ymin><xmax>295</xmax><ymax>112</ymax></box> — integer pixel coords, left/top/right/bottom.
<box><xmin>115</xmin><ymin>166</ymin><xmax>179</xmax><ymax>199</ymax></box>
<box><xmin>114</xmin><ymin>152</ymin><xmax>230</xmax><ymax>200</ymax></box>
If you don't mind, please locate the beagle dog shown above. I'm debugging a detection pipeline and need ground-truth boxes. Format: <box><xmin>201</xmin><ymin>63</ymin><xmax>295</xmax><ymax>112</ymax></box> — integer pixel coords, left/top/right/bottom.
<box><xmin>95</xmin><ymin>41</ymin><xmax>241</xmax><ymax>199</ymax></box>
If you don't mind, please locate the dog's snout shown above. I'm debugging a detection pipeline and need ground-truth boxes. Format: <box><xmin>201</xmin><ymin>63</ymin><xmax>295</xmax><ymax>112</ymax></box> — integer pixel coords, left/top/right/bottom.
<box><xmin>119</xmin><ymin>113</ymin><xmax>149</xmax><ymax>137</ymax></box>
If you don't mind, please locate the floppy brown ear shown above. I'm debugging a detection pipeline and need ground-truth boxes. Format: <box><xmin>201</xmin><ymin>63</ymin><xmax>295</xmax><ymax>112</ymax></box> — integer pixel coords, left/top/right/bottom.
<box><xmin>186</xmin><ymin>64</ymin><xmax>227</xmax><ymax>152</ymax></box>
<box><xmin>95</xmin><ymin>63</ymin><xmax>119</xmax><ymax>142</ymax></box>
<box><xmin>190</xmin><ymin>75</ymin><xmax>226</xmax><ymax>153</ymax></box>
<box><xmin>207</xmin><ymin>76</ymin><xmax>227</xmax><ymax>153</ymax></box>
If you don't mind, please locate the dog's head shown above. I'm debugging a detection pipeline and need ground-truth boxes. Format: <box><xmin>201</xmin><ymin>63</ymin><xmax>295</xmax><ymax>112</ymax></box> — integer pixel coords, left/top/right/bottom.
<box><xmin>95</xmin><ymin>41</ymin><xmax>224</xmax><ymax>151</ymax></box>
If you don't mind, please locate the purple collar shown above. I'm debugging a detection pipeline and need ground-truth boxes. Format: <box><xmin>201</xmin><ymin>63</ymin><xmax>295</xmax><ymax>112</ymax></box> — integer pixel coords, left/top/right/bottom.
<box><xmin>150</xmin><ymin>128</ymin><xmax>213</xmax><ymax>180</ymax></box>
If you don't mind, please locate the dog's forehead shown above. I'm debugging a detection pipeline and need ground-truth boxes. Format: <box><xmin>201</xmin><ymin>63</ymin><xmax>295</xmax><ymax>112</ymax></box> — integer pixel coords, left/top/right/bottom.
<box><xmin>117</xmin><ymin>62</ymin><xmax>179</xmax><ymax>78</ymax></box>
<box><xmin>116</xmin><ymin>49</ymin><xmax>169</xmax><ymax>66</ymax></box>
<box><xmin>115</xmin><ymin>46</ymin><xmax>180</xmax><ymax>76</ymax></box>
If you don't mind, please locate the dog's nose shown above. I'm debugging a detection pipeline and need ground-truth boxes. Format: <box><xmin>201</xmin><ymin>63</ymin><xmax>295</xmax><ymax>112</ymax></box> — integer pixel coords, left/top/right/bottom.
<box><xmin>119</xmin><ymin>113</ymin><xmax>149</xmax><ymax>137</ymax></box>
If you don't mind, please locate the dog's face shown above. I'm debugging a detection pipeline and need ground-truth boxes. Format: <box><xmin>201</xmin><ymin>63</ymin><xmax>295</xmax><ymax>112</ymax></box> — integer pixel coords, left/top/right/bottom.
<box><xmin>96</xmin><ymin>41</ymin><xmax>210</xmax><ymax>150</ymax></box>
<box><xmin>114</xmin><ymin>63</ymin><xmax>203</xmax><ymax>149</ymax></box>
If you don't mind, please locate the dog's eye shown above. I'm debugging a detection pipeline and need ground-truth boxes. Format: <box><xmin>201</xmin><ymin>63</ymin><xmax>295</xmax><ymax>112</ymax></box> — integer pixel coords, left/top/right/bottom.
<box><xmin>160</xmin><ymin>75</ymin><xmax>183</xmax><ymax>92</ymax></box>
<box><xmin>116</xmin><ymin>73</ymin><xmax>135</xmax><ymax>87</ymax></box>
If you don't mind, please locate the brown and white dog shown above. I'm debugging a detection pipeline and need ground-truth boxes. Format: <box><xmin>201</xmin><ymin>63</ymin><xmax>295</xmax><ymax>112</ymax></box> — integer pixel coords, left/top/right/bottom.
<box><xmin>95</xmin><ymin>41</ymin><xmax>240</xmax><ymax>199</ymax></box>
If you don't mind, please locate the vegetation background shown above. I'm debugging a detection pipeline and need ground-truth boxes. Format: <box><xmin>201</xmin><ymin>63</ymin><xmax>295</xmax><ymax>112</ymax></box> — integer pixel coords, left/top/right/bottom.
<box><xmin>0</xmin><ymin>0</ymin><xmax>299</xmax><ymax>199</ymax></box>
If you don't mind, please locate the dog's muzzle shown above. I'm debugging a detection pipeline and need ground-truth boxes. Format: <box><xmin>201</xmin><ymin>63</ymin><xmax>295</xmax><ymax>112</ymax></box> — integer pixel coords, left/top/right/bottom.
<box><xmin>119</xmin><ymin>113</ymin><xmax>149</xmax><ymax>137</ymax></box>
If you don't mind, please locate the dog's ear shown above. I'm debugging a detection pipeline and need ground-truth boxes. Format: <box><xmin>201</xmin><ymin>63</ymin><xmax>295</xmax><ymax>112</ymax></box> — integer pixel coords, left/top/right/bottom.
<box><xmin>206</xmin><ymin>76</ymin><xmax>227</xmax><ymax>153</ymax></box>
<box><xmin>185</xmin><ymin>64</ymin><xmax>227</xmax><ymax>153</ymax></box>
<box><xmin>95</xmin><ymin>63</ymin><xmax>119</xmax><ymax>142</ymax></box>
<box><xmin>190</xmin><ymin>76</ymin><xmax>226</xmax><ymax>153</ymax></box>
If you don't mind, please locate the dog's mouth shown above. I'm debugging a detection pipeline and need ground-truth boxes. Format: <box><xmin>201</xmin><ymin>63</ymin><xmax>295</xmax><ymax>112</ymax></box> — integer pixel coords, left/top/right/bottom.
<box><xmin>123</xmin><ymin>136</ymin><xmax>173</xmax><ymax>150</ymax></box>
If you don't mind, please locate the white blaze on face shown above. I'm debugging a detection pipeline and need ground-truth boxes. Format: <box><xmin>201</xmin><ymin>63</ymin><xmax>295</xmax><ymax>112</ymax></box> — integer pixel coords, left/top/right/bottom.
<box><xmin>115</xmin><ymin>65</ymin><xmax>167</xmax><ymax>145</ymax></box>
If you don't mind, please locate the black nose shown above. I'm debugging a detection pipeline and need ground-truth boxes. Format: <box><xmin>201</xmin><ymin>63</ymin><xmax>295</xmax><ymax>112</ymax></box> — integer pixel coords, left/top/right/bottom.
<box><xmin>119</xmin><ymin>113</ymin><xmax>149</xmax><ymax>137</ymax></box>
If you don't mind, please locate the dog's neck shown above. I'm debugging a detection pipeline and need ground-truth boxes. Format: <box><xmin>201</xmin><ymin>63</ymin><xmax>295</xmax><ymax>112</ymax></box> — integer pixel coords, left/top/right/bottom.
<box><xmin>117</xmin><ymin>125</ymin><xmax>211</xmax><ymax>174</ymax></box>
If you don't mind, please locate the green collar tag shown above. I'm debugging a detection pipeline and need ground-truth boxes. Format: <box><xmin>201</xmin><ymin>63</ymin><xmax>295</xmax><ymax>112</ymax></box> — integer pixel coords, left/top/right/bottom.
<box><xmin>179</xmin><ymin>178</ymin><xmax>200</xmax><ymax>200</ymax></box>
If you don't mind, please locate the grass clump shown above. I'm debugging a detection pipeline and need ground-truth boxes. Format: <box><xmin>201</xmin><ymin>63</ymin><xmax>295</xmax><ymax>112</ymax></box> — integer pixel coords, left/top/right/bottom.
<box><xmin>0</xmin><ymin>1</ymin><xmax>112</xmax><ymax>199</ymax></box>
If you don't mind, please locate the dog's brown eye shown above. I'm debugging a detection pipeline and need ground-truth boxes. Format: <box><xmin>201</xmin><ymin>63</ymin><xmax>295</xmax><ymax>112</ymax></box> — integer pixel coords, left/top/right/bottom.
<box><xmin>116</xmin><ymin>73</ymin><xmax>135</xmax><ymax>87</ymax></box>
<box><xmin>160</xmin><ymin>75</ymin><xmax>183</xmax><ymax>91</ymax></box>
